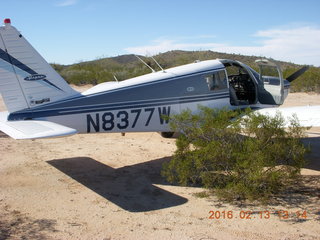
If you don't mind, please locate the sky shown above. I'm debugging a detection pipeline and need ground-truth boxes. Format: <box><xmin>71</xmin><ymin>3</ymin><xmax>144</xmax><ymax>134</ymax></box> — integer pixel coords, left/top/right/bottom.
<box><xmin>2</xmin><ymin>0</ymin><xmax>320</xmax><ymax>66</ymax></box>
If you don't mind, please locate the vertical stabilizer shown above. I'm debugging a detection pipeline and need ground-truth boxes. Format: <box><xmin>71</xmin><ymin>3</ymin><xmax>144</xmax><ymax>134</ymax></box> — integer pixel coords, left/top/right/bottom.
<box><xmin>0</xmin><ymin>19</ymin><xmax>78</xmax><ymax>113</ymax></box>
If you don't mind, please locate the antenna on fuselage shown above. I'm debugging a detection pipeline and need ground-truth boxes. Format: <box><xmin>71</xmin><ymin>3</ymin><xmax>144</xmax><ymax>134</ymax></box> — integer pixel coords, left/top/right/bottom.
<box><xmin>150</xmin><ymin>56</ymin><xmax>165</xmax><ymax>72</ymax></box>
<box><xmin>135</xmin><ymin>55</ymin><xmax>155</xmax><ymax>73</ymax></box>
<box><xmin>113</xmin><ymin>75</ymin><xmax>119</xmax><ymax>82</ymax></box>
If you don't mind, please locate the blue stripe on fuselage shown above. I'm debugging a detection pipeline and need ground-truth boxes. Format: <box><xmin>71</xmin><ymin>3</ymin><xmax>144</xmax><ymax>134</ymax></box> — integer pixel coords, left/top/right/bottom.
<box><xmin>8</xmin><ymin>92</ymin><xmax>229</xmax><ymax>120</ymax></box>
<box><xmin>30</xmin><ymin>92</ymin><xmax>229</xmax><ymax>113</ymax></box>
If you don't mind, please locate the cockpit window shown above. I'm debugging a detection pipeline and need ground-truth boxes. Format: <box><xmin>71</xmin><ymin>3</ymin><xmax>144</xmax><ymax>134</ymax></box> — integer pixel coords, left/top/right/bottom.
<box><xmin>205</xmin><ymin>70</ymin><xmax>228</xmax><ymax>91</ymax></box>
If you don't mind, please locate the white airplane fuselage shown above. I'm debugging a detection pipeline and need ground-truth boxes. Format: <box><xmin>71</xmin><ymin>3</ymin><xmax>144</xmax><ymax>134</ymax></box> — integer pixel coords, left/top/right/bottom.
<box><xmin>7</xmin><ymin>59</ymin><xmax>288</xmax><ymax>135</ymax></box>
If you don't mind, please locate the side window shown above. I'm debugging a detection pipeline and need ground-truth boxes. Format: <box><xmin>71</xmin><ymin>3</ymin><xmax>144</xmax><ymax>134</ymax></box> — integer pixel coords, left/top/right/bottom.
<box><xmin>205</xmin><ymin>70</ymin><xmax>228</xmax><ymax>91</ymax></box>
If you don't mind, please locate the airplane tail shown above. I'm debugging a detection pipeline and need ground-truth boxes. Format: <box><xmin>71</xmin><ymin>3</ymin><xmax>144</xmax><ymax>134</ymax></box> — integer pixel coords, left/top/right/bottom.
<box><xmin>0</xmin><ymin>19</ymin><xmax>79</xmax><ymax>113</ymax></box>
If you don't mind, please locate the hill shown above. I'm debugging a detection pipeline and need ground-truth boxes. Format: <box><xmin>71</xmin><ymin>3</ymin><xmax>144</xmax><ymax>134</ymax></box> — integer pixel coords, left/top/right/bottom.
<box><xmin>51</xmin><ymin>50</ymin><xmax>320</xmax><ymax>93</ymax></box>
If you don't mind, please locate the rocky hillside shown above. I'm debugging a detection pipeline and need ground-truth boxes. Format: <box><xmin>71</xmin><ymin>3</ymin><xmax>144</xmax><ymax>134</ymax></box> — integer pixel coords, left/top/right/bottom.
<box><xmin>51</xmin><ymin>50</ymin><xmax>320</xmax><ymax>92</ymax></box>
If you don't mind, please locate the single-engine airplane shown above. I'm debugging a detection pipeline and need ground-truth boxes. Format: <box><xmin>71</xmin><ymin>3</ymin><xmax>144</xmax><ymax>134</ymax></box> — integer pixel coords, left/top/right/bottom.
<box><xmin>0</xmin><ymin>19</ymin><xmax>319</xmax><ymax>139</ymax></box>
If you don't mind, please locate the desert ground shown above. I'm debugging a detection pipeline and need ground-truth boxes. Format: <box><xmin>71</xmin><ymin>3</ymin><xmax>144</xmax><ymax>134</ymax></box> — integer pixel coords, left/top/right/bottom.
<box><xmin>0</xmin><ymin>87</ymin><xmax>319</xmax><ymax>240</ymax></box>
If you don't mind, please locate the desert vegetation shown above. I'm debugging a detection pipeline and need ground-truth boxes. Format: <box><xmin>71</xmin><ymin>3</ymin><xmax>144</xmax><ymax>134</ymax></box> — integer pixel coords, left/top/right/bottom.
<box><xmin>161</xmin><ymin>107</ymin><xmax>309</xmax><ymax>202</ymax></box>
<box><xmin>51</xmin><ymin>50</ymin><xmax>320</xmax><ymax>93</ymax></box>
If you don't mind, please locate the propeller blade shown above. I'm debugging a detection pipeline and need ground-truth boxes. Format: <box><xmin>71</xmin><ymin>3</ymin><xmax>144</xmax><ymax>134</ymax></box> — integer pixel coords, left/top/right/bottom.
<box><xmin>286</xmin><ymin>66</ymin><xmax>309</xmax><ymax>82</ymax></box>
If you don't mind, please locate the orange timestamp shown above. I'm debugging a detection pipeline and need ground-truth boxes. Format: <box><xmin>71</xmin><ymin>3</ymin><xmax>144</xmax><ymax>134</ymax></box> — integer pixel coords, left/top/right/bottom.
<box><xmin>208</xmin><ymin>210</ymin><xmax>308</xmax><ymax>220</ymax></box>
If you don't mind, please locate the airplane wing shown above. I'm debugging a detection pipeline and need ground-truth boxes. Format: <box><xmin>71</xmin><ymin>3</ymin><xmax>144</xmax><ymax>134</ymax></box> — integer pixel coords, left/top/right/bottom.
<box><xmin>254</xmin><ymin>105</ymin><xmax>320</xmax><ymax>127</ymax></box>
<box><xmin>0</xmin><ymin>112</ymin><xmax>77</xmax><ymax>139</ymax></box>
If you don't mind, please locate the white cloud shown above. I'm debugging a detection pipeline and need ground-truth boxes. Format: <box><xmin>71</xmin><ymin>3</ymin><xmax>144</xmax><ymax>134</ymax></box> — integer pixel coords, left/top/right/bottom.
<box><xmin>216</xmin><ymin>26</ymin><xmax>320</xmax><ymax>66</ymax></box>
<box><xmin>56</xmin><ymin>0</ymin><xmax>78</xmax><ymax>7</ymax></box>
<box><xmin>125</xmin><ymin>26</ymin><xmax>320</xmax><ymax>66</ymax></box>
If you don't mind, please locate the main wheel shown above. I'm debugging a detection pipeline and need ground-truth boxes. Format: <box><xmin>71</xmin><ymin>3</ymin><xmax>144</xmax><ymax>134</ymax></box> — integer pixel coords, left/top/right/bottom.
<box><xmin>160</xmin><ymin>132</ymin><xmax>175</xmax><ymax>138</ymax></box>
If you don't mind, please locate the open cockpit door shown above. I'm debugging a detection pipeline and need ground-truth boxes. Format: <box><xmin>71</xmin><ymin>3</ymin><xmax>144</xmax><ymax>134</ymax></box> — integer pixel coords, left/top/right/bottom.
<box><xmin>256</xmin><ymin>59</ymin><xmax>284</xmax><ymax>105</ymax></box>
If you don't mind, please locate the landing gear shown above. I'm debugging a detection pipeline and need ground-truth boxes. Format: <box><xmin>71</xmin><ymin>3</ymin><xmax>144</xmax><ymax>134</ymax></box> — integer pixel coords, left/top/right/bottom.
<box><xmin>160</xmin><ymin>132</ymin><xmax>175</xmax><ymax>138</ymax></box>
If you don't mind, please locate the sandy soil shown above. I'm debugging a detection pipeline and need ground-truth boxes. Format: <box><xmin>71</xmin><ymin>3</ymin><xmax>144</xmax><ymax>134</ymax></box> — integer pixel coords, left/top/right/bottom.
<box><xmin>0</xmin><ymin>89</ymin><xmax>320</xmax><ymax>240</ymax></box>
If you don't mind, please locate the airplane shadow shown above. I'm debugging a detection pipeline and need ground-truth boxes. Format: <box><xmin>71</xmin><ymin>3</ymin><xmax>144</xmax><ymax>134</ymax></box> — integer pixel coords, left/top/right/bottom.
<box><xmin>302</xmin><ymin>137</ymin><xmax>320</xmax><ymax>171</ymax></box>
<box><xmin>46</xmin><ymin>137</ymin><xmax>318</xmax><ymax>213</ymax></box>
<box><xmin>47</xmin><ymin>157</ymin><xmax>187</xmax><ymax>212</ymax></box>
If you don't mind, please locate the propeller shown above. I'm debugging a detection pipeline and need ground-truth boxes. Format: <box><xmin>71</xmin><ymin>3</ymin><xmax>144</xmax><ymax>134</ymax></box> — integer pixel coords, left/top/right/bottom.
<box><xmin>286</xmin><ymin>66</ymin><xmax>309</xmax><ymax>82</ymax></box>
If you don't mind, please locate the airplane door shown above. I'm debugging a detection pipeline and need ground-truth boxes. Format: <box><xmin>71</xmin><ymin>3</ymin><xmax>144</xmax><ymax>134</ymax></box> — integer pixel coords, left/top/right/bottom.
<box><xmin>256</xmin><ymin>59</ymin><xmax>284</xmax><ymax>105</ymax></box>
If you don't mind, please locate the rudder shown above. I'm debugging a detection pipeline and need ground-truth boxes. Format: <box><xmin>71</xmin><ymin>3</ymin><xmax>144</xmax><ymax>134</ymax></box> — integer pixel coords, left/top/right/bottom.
<box><xmin>0</xmin><ymin>19</ymin><xmax>78</xmax><ymax>113</ymax></box>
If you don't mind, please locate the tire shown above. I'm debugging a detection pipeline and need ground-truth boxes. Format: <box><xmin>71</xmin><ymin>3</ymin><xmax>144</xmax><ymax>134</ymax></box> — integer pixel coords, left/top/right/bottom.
<box><xmin>160</xmin><ymin>132</ymin><xmax>175</xmax><ymax>138</ymax></box>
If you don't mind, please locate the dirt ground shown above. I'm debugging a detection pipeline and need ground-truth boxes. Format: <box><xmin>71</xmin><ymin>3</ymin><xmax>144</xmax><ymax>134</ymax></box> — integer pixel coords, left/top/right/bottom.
<box><xmin>0</xmin><ymin>88</ymin><xmax>319</xmax><ymax>240</ymax></box>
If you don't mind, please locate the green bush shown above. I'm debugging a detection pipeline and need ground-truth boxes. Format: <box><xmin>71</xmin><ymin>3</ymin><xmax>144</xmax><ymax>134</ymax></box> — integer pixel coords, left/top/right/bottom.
<box><xmin>162</xmin><ymin>107</ymin><xmax>308</xmax><ymax>202</ymax></box>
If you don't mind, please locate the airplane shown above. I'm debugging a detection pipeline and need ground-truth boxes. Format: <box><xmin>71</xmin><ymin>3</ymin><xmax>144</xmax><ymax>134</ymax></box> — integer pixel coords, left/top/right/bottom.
<box><xmin>0</xmin><ymin>18</ymin><xmax>319</xmax><ymax>140</ymax></box>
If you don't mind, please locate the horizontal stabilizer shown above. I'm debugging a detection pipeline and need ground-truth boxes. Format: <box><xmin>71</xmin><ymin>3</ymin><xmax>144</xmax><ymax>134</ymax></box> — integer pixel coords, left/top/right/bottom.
<box><xmin>255</xmin><ymin>105</ymin><xmax>320</xmax><ymax>127</ymax></box>
<box><xmin>0</xmin><ymin>112</ymin><xmax>77</xmax><ymax>139</ymax></box>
